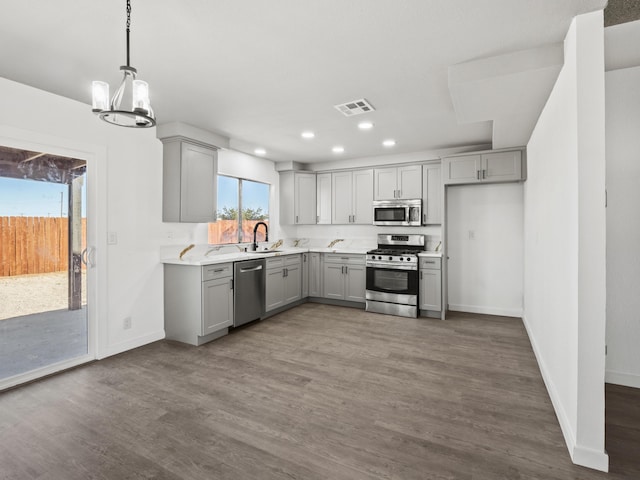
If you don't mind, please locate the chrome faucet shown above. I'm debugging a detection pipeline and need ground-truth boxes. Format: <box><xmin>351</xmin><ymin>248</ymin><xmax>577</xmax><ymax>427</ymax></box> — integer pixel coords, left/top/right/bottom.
<box><xmin>252</xmin><ymin>222</ymin><xmax>269</xmax><ymax>251</ymax></box>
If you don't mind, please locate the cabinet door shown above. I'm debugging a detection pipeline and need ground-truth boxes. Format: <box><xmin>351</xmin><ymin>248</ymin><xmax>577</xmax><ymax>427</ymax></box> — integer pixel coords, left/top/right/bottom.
<box><xmin>180</xmin><ymin>142</ymin><xmax>217</xmax><ymax>222</ymax></box>
<box><xmin>352</xmin><ymin>169</ymin><xmax>374</xmax><ymax>224</ymax></box>
<box><xmin>397</xmin><ymin>165</ymin><xmax>422</xmax><ymax>199</ymax></box>
<box><xmin>419</xmin><ymin>269</ymin><xmax>442</xmax><ymax>311</ymax></box>
<box><xmin>301</xmin><ymin>253</ymin><xmax>309</xmax><ymax>297</ymax></box>
<box><xmin>295</xmin><ymin>173</ymin><xmax>317</xmax><ymax>224</ymax></box>
<box><xmin>309</xmin><ymin>253</ymin><xmax>321</xmax><ymax>297</ymax></box>
<box><xmin>331</xmin><ymin>171</ymin><xmax>353</xmax><ymax>224</ymax></box>
<box><xmin>373</xmin><ymin>167</ymin><xmax>398</xmax><ymax>200</ymax></box>
<box><xmin>344</xmin><ymin>264</ymin><xmax>366</xmax><ymax>303</ymax></box>
<box><xmin>323</xmin><ymin>263</ymin><xmax>345</xmax><ymax>300</ymax></box>
<box><xmin>202</xmin><ymin>276</ymin><xmax>233</xmax><ymax>335</ymax></box>
<box><xmin>422</xmin><ymin>164</ymin><xmax>442</xmax><ymax>225</ymax></box>
<box><xmin>265</xmin><ymin>268</ymin><xmax>284</xmax><ymax>312</ymax></box>
<box><xmin>482</xmin><ymin>151</ymin><xmax>522</xmax><ymax>182</ymax></box>
<box><xmin>442</xmin><ymin>155</ymin><xmax>481</xmax><ymax>185</ymax></box>
<box><xmin>316</xmin><ymin>173</ymin><xmax>332</xmax><ymax>224</ymax></box>
<box><xmin>284</xmin><ymin>264</ymin><xmax>302</xmax><ymax>305</ymax></box>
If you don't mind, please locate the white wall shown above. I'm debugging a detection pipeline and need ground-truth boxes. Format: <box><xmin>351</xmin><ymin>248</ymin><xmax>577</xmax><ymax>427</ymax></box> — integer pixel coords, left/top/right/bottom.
<box><xmin>447</xmin><ymin>183</ymin><xmax>523</xmax><ymax>317</ymax></box>
<box><xmin>605</xmin><ymin>65</ymin><xmax>640</xmax><ymax>388</ymax></box>
<box><xmin>524</xmin><ymin>11</ymin><xmax>608</xmax><ymax>472</ymax></box>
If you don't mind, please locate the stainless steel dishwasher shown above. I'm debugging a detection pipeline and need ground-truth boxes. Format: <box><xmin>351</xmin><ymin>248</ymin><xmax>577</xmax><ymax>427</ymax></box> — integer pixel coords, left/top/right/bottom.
<box><xmin>233</xmin><ymin>258</ymin><xmax>265</xmax><ymax>327</ymax></box>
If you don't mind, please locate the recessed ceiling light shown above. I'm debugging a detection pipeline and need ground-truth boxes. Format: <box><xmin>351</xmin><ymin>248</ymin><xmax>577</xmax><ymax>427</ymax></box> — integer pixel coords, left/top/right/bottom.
<box><xmin>332</xmin><ymin>146</ymin><xmax>345</xmax><ymax>154</ymax></box>
<box><xmin>301</xmin><ymin>131</ymin><xmax>315</xmax><ymax>139</ymax></box>
<box><xmin>382</xmin><ymin>139</ymin><xmax>396</xmax><ymax>147</ymax></box>
<box><xmin>254</xmin><ymin>148</ymin><xmax>266</xmax><ymax>155</ymax></box>
<box><xmin>358</xmin><ymin>121</ymin><xmax>374</xmax><ymax>130</ymax></box>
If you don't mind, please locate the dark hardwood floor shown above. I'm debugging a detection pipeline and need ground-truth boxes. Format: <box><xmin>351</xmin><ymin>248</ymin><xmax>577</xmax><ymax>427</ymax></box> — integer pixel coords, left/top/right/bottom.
<box><xmin>0</xmin><ymin>304</ymin><xmax>638</xmax><ymax>479</ymax></box>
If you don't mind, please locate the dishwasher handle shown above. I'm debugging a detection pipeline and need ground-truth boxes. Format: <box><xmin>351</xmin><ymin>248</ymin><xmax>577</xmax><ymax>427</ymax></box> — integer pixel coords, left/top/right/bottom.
<box><xmin>239</xmin><ymin>265</ymin><xmax>263</xmax><ymax>273</ymax></box>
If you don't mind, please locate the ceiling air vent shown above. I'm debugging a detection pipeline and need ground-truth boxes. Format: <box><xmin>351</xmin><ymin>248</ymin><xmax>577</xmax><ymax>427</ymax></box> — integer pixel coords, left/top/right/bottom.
<box><xmin>334</xmin><ymin>98</ymin><xmax>375</xmax><ymax>117</ymax></box>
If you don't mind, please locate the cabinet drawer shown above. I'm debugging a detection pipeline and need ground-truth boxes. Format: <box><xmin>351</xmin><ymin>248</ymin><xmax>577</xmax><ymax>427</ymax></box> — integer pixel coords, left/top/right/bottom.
<box><xmin>202</xmin><ymin>263</ymin><xmax>233</xmax><ymax>281</ymax></box>
<box><xmin>419</xmin><ymin>257</ymin><xmax>441</xmax><ymax>270</ymax></box>
<box><xmin>324</xmin><ymin>253</ymin><xmax>364</xmax><ymax>265</ymax></box>
<box><xmin>266</xmin><ymin>257</ymin><xmax>284</xmax><ymax>269</ymax></box>
<box><xmin>284</xmin><ymin>254</ymin><xmax>301</xmax><ymax>266</ymax></box>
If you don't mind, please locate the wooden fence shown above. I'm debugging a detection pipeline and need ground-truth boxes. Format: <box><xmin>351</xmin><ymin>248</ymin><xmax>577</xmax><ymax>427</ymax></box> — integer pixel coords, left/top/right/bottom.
<box><xmin>0</xmin><ymin>216</ymin><xmax>86</xmax><ymax>277</ymax></box>
<box><xmin>208</xmin><ymin>219</ymin><xmax>268</xmax><ymax>245</ymax></box>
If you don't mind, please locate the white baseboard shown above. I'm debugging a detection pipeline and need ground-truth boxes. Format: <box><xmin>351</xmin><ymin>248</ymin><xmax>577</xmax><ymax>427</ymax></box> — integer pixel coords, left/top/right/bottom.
<box><xmin>448</xmin><ymin>304</ymin><xmax>522</xmax><ymax>318</ymax></box>
<box><xmin>99</xmin><ymin>330</ymin><xmax>166</xmax><ymax>359</ymax></box>
<box><xmin>572</xmin><ymin>445</ymin><xmax>609</xmax><ymax>472</ymax></box>
<box><xmin>606</xmin><ymin>370</ymin><xmax>640</xmax><ymax>388</ymax></box>
<box><xmin>522</xmin><ymin>314</ymin><xmax>609</xmax><ymax>472</ymax></box>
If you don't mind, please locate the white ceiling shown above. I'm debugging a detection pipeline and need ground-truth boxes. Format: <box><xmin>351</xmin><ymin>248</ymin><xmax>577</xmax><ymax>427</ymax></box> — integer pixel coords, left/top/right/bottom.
<box><xmin>0</xmin><ymin>0</ymin><xmax>606</xmax><ymax>164</ymax></box>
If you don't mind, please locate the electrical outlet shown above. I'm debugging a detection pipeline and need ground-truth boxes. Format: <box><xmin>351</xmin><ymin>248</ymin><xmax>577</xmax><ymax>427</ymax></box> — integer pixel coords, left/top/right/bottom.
<box><xmin>107</xmin><ymin>231</ymin><xmax>118</xmax><ymax>245</ymax></box>
<box><xmin>123</xmin><ymin>317</ymin><xmax>132</xmax><ymax>330</ymax></box>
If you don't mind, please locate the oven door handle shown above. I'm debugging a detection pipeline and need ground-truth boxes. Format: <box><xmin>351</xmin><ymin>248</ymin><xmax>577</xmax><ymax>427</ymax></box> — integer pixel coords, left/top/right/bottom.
<box><xmin>366</xmin><ymin>262</ymin><xmax>417</xmax><ymax>271</ymax></box>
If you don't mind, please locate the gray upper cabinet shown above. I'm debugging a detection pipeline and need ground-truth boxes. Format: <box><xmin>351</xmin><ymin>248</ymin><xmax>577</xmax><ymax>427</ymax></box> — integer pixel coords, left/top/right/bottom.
<box><xmin>280</xmin><ymin>171</ymin><xmax>317</xmax><ymax>224</ymax></box>
<box><xmin>316</xmin><ymin>172</ymin><xmax>332</xmax><ymax>224</ymax></box>
<box><xmin>374</xmin><ymin>165</ymin><xmax>422</xmax><ymax>200</ymax></box>
<box><xmin>443</xmin><ymin>149</ymin><xmax>524</xmax><ymax>185</ymax></box>
<box><xmin>162</xmin><ymin>138</ymin><xmax>218</xmax><ymax>223</ymax></box>
<box><xmin>331</xmin><ymin>169</ymin><xmax>374</xmax><ymax>225</ymax></box>
<box><xmin>422</xmin><ymin>164</ymin><xmax>442</xmax><ymax>225</ymax></box>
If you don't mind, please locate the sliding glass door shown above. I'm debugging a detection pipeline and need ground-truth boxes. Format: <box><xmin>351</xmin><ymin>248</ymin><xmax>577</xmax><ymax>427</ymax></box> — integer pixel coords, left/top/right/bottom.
<box><xmin>0</xmin><ymin>145</ymin><xmax>90</xmax><ymax>385</ymax></box>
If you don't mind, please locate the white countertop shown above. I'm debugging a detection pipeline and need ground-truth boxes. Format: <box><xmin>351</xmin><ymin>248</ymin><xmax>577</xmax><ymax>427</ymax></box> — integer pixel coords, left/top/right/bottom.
<box><xmin>161</xmin><ymin>246</ymin><xmax>372</xmax><ymax>266</ymax></box>
<box><xmin>162</xmin><ymin>245</ymin><xmax>441</xmax><ymax>266</ymax></box>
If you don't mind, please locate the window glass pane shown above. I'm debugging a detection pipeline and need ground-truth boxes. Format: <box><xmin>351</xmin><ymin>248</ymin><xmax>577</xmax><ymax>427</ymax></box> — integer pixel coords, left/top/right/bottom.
<box><xmin>240</xmin><ymin>180</ymin><xmax>269</xmax><ymax>243</ymax></box>
<box><xmin>209</xmin><ymin>175</ymin><xmax>239</xmax><ymax>244</ymax></box>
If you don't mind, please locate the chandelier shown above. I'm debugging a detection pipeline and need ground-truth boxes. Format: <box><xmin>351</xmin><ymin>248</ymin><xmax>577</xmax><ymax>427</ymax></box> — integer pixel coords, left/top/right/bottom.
<box><xmin>92</xmin><ymin>0</ymin><xmax>156</xmax><ymax>128</ymax></box>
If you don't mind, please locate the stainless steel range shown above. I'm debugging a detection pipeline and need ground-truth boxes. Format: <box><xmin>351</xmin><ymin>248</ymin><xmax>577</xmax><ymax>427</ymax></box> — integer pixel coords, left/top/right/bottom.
<box><xmin>365</xmin><ymin>233</ymin><xmax>425</xmax><ymax>318</ymax></box>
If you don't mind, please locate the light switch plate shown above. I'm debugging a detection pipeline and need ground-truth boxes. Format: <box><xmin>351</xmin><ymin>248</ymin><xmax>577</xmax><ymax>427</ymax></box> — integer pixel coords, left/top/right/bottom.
<box><xmin>107</xmin><ymin>232</ymin><xmax>118</xmax><ymax>245</ymax></box>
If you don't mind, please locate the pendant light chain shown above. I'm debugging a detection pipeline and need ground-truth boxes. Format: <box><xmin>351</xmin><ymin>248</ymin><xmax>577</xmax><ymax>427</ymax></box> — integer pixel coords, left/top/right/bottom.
<box><xmin>126</xmin><ymin>0</ymin><xmax>132</xmax><ymax>68</ymax></box>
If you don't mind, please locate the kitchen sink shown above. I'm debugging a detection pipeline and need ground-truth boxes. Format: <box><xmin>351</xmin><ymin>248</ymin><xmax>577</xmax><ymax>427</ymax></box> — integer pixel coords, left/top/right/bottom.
<box><xmin>246</xmin><ymin>249</ymin><xmax>282</xmax><ymax>254</ymax></box>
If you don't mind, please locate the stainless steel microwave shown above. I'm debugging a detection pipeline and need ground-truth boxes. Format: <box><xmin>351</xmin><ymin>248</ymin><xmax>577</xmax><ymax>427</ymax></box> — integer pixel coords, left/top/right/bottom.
<box><xmin>372</xmin><ymin>199</ymin><xmax>422</xmax><ymax>226</ymax></box>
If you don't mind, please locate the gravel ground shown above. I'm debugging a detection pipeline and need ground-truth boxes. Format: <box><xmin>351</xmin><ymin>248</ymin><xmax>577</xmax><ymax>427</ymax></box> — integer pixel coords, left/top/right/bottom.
<box><xmin>0</xmin><ymin>272</ymin><xmax>87</xmax><ymax>320</ymax></box>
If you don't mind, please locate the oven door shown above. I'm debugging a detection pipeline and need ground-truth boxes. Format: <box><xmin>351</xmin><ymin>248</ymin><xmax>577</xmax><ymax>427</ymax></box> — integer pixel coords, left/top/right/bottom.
<box><xmin>366</xmin><ymin>266</ymin><xmax>419</xmax><ymax>304</ymax></box>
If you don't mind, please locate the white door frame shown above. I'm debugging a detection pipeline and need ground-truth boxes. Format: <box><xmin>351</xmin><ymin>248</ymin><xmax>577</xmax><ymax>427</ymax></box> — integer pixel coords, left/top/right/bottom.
<box><xmin>0</xmin><ymin>125</ymin><xmax>107</xmax><ymax>390</ymax></box>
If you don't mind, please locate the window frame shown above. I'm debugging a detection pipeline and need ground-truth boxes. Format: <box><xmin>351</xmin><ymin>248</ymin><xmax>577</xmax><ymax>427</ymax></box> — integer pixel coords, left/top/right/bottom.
<box><xmin>210</xmin><ymin>174</ymin><xmax>270</xmax><ymax>245</ymax></box>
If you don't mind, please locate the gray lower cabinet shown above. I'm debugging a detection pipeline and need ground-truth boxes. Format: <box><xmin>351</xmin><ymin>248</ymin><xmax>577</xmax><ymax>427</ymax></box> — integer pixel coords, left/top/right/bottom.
<box><xmin>265</xmin><ymin>255</ymin><xmax>302</xmax><ymax>312</ymax></box>
<box><xmin>302</xmin><ymin>252</ymin><xmax>309</xmax><ymax>297</ymax></box>
<box><xmin>322</xmin><ymin>254</ymin><xmax>366</xmax><ymax>303</ymax></box>
<box><xmin>164</xmin><ymin>263</ymin><xmax>233</xmax><ymax>345</ymax></box>
<box><xmin>419</xmin><ymin>257</ymin><xmax>442</xmax><ymax>312</ymax></box>
<box><xmin>309</xmin><ymin>252</ymin><xmax>322</xmax><ymax>297</ymax></box>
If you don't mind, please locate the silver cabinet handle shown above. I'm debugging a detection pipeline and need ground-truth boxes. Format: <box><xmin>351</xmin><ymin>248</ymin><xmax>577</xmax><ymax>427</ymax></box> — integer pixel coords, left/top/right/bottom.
<box><xmin>345</xmin><ymin>266</ymin><xmax>348</xmax><ymax>275</ymax></box>
<box><xmin>420</xmin><ymin>271</ymin><xmax>423</xmax><ymax>280</ymax></box>
<box><xmin>316</xmin><ymin>215</ymin><xmax>319</xmax><ymax>223</ymax></box>
<box><xmin>422</xmin><ymin>213</ymin><xmax>426</xmax><ymax>224</ymax></box>
<box><xmin>214</xmin><ymin>268</ymin><xmax>225</xmax><ymax>272</ymax></box>
<box><xmin>483</xmin><ymin>169</ymin><xmax>487</xmax><ymax>179</ymax></box>
<box><xmin>477</xmin><ymin>170</ymin><xmax>481</xmax><ymax>180</ymax></box>
<box><xmin>352</xmin><ymin>214</ymin><xmax>356</xmax><ymax>223</ymax></box>
<box><xmin>230</xmin><ymin>279</ymin><xmax>234</xmax><ymax>290</ymax></box>
<box><xmin>295</xmin><ymin>215</ymin><xmax>299</xmax><ymax>223</ymax></box>
<box><xmin>341</xmin><ymin>257</ymin><xmax>349</xmax><ymax>260</ymax></box>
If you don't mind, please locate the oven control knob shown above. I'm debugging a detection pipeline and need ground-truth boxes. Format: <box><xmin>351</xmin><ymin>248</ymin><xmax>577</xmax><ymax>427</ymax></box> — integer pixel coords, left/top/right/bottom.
<box><xmin>378</xmin><ymin>256</ymin><xmax>382</xmax><ymax>260</ymax></box>
<box><xmin>388</xmin><ymin>256</ymin><xmax>392</xmax><ymax>260</ymax></box>
<box><xmin>400</xmin><ymin>257</ymin><xmax>404</xmax><ymax>261</ymax></box>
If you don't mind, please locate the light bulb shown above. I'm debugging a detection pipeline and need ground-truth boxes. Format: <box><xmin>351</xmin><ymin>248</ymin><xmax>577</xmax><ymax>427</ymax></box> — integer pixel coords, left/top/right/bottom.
<box><xmin>92</xmin><ymin>81</ymin><xmax>110</xmax><ymax>112</ymax></box>
<box><xmin>132</xmin><ymin>80</ymin><xmax>150</xmax><ymax>112</ymax></box>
